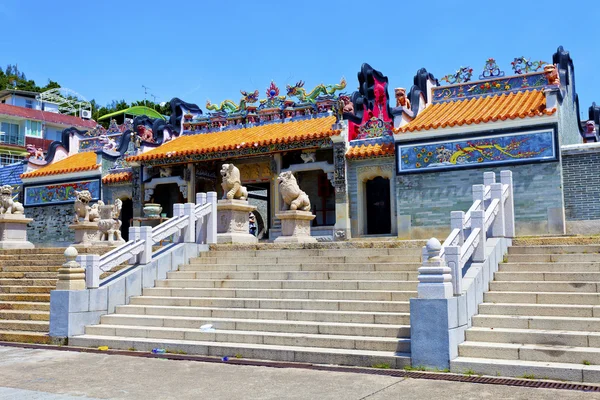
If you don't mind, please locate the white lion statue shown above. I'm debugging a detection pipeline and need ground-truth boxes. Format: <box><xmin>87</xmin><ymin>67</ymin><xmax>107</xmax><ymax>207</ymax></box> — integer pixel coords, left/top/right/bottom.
<box><xmin>73</xmin><ymin>190</ymin><xmax>103</xmax><ymax>223</ymax></box>
<box><xmin>277</xmin><ymin>171</ymin><xmax>311</xmax><ymax>211</ymax></box>
<box><xmin>97</xmin><ymin>199</ymin><xmax>123</xmax><ymax>242</ymax></box>
<box><xmin>220</xmin><ymin>164</ymin><xmax>248</xmax><ymax>200</ymax></box>
<box><xmin>0</xmin><ymin>185</ymin><xmax>24</xmax><ymax>214</ymax></box>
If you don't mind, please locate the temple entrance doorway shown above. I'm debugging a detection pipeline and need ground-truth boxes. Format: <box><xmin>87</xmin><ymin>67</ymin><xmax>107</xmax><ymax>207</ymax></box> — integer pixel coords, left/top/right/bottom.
<box><xmin>153</xmin><ymin>183</ymin><xmax>184</xmax><ymax>218</ymax></box>
<box><xmin>365</xmin><ymin>177</ymin><xmax>391</xmax><ymax>235</ymax></box>
<box><xmin>119</xmin><ymin>198</ymin><xmax>133</xmax><ymax>241</ymax></box>
<box><xmin>247</xmin><ymin>182</ymin><xmax>270</xmax><ymax>239</ymax></box>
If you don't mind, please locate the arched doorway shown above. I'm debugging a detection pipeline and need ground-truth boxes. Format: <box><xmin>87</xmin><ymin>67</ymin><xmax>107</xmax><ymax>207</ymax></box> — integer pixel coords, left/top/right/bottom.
<box><xmin>365</xmin><ymin>177</ymin><xmax>391</xmax><ymax>234</ymax></box>
<box><xmin>119</xmin><ymin>198</ymin><xmax>133</xmax><ymax>241</ymax></box>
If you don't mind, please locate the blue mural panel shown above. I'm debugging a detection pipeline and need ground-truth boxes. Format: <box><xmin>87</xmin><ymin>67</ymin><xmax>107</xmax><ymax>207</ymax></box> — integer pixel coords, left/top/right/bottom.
<box><xmin>24</xmin><ymin>180</ymin><xmax>100</xmax><ymax>206</ymax></box>
<box><xmin>396</xmin><ymin>130</ymin><xmax>556</xmax><ymax>174</ymax></box>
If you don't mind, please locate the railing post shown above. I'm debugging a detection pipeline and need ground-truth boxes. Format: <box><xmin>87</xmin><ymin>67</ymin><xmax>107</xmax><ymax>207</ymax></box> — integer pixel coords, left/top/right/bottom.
<box><xmin>483</xmin><ymin>171</ymin><xmax>496</xmax><ymax>186</ymax></box>
<box><xmin>417</xmin><ymin>238</ymin><xmax>453</xmax><ymax>299</ymax></box>
<box><xmin>173</xmin><ymin>203</ymin><xmax>184</xmax><ymax>243</ymax></box>
<box><xmin>450</xmin><ymin>211</ymin><xmax>465</xmax><ymax>246</ymax></box>
<box><xmin>196</xmin><ymin>192</ymin><xmax>207</xmax><ymax>244</ymax></box>
<box><xmin>78</xmin><ymin>253</ymin><xmax>100</xmax><ymax>289</ymax></box>
<box><xmin>500</xmin><ymin>170</ymin><xmax>515</xmax><ymax>238</ymax></box>
<box><xmin>472</xmin><ymin>184</ymin><xmax>485</xmax><ymax>210</ymax></box>
<box><xmin>139</xmin><ymin>226</ymin><xmax>153</xmax><ymax>264</ymax></box>
<box><xmin>128</xmin><ymin>226</ymin><xmax>140</xmax><ymax>264</ymax></box>
<box><xmin>445</xmin><ymin>245</ymin><xmax>461</xmax><ymax>295</ymax></box>
<box><xmin>490</xmin><ymin>183</ymin><xmax>505</xmax><ymax>237</ymax></box>
<box><xmin>183</xmin><ymin>203</ymin><xmax>196</xmax><ymax>243</ymax></box>
<box><xmin>206</xmin><ymin>191</ymin><xmax>217</xmax><ymax>244</ymax></box>
<box><xmin>472</xmin><ymin>210</ymin><xmax>486</xmax><ymax>262</ymax></box>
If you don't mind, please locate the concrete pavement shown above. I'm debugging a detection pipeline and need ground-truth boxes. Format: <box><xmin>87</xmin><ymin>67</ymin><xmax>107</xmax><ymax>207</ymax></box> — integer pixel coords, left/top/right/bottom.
<box><xmin>0</xmin><ymin>346</ymin><xmax>599</xmax><ymax>399</ymax></box>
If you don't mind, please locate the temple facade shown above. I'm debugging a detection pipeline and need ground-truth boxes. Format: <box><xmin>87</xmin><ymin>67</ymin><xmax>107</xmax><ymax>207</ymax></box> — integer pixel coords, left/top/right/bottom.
<box><xmin>9</xmin><ymin>46</ymin><xmax>596</xmax><ymax>245</ymax></box>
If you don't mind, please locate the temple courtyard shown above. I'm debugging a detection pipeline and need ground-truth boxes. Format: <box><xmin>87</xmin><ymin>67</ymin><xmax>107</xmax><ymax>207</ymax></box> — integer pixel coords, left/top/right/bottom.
<box><xmin>0</xmin><ymin>345</ymin><xmax>599</xmax><ymax>400</ymax></box>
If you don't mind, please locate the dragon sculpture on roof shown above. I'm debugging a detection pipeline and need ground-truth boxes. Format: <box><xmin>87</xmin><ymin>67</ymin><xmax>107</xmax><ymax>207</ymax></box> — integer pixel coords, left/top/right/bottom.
<box><xmin>206</xmin><ymin>89</ymin><xmax>260</xmax><ymax>113</ymax></box>
<box><xmin>286</xmin><ymin>77</ymin><xmax>347</xmax><ymax>104</ymax></box>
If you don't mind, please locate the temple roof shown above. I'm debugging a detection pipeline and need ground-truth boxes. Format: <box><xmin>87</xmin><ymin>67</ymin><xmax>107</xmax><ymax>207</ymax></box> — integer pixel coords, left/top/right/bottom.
<box><xmin>0</xmin><ymin>162</ymin><xmax>23</xmax><ymax>186</ymax></box>
<box><xmin>396</xmin><ymin>90</ymin><xmax>556</xmax><ymax>134</ymax></box>
<box><xmin>128</xmin><ymin>116</ymin><xmax>339</xmax><ymax>163</ymax></box>
<box><xmin>346</xmin><ymin>142</ymin><xmax>395</xmax><ymax>159</ymax></box>
<box><xmin>21</xmin><ymin>152</ymin><xmax>100</xmax><ymax>179</ymax></box>
<box><xmin>102</xmin><ymin>171</ymin><xmax>132</xmax><ymax>184</ymax></box>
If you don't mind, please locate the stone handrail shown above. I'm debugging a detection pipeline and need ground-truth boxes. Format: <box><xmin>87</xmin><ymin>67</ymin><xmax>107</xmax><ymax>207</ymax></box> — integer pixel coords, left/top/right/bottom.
<box><xmin>418</xmin><ymin>171</ymin><xmax>514</xmax><ymax>298</ymax></box>
<box><xmin>79</xmin><ymin>191</ymin><xmax>218</xmax><ymax>288</ymax></box>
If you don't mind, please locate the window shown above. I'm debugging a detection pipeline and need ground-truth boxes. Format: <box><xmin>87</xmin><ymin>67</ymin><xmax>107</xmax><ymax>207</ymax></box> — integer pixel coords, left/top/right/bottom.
<box><xmin>0</xmin><ymin>122</ymin><xmax>22</xmax><ymax>145</ymax></box>
<box><xmin>25</xmin><ymin>120</ymin><xmax>42</xmax><ymax>138</ymax></box>
<box><xmin>25</xmin><ymin>99</ymin><xmax>33</xmax><ymax>109</ymax></box>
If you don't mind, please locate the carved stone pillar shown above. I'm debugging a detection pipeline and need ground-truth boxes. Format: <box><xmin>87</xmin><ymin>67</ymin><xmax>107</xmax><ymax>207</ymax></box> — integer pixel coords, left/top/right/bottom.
<box><xmin>131</xmin><ymin>166</ymin><xmax>143</xmax><ymax>218</ymax></box>
<box><xmin>270</xmin><ymin>154</ymin><xmax>282</xmax><ymax>234</ymax></box>
<box><xmin>332</xmin><ymin>141</ymin><xmax>350</xmax><ymax>240</ymax></box>
<box><xmin>186</xmin><ymin>163</ymin><xmax>196</xmax><ymax>201</ymax></box>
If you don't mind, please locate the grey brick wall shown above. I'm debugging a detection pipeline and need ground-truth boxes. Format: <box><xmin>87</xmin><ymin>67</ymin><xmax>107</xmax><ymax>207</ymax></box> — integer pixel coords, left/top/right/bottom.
<box><xmin>26</xmin><ymin>204</ymin><xmax>74</xmax><ymax>246</ymax></box>
<box><xmin>563</xmin><ymin>150</ymin><xmax>600</xmax><ymax>220</ymax></box>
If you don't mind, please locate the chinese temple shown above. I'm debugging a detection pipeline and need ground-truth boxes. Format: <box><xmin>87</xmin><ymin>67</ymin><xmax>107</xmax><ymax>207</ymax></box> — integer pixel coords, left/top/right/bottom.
<box><xmin>14</xmin><ymin>46</ymin><xmax>596</xmax><ymax>245</ymax></box>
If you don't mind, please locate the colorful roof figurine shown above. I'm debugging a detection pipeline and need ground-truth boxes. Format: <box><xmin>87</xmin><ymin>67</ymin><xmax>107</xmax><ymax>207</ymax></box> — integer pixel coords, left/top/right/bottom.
<box><xmin>128</xmin><ymin>116</ymin><xmax>339</xmax><ymax>164</ymax></box>
<box><xmin>21</xmin><ymin>152</ymin><xmax>100</xmax><ymax>179</ymax></box>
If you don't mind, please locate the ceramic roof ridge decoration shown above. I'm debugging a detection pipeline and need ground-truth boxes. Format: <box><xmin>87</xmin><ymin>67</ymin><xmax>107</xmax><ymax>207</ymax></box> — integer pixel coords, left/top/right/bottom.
<box><xmin>479</xmin><ymin>58</ymin><xmax>505</xmax><ymax>80</ymax></box>
<box><xmin>397</xmin><ymin>90</ymin><xmax>556</xmax><ymax>133</ymax></box>
<box><xmin>440</xmin><ymin>67</ymin><xmax>473</xmax><ymax>85</ymax></box>
<box><xmin>512</xmin><ymin>57</ymin><xmax>547</xmax><ymax>74</ymax></box>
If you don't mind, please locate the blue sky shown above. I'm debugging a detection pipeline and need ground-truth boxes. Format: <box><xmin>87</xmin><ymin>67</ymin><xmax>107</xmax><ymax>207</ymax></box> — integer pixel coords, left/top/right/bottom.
<box><xmin>0</xmin><ymin>0</ymin><xmax>598</xmax><ymax>119</ymax></box>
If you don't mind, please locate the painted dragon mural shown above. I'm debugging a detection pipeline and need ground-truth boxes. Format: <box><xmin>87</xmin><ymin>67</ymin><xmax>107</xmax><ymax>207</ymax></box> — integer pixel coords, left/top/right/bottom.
<box><xmin>206</xmin><ymin>90</ymin><xmax>260</xmax><ymax>113</ymax></box>
<box><xmin>286</xmin><ymin>77</ymin><xmax>347</xmax><ymax>103</ymax></box>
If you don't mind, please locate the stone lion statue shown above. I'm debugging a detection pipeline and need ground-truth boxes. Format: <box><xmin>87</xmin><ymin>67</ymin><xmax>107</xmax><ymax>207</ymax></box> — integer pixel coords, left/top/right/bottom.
<box><xmin>220</xmin><ymin>164</ymin><xmax>248</xmax><ymax>200</ymax></box>
<box><xmin>277</xmin><ymin>171</ymin><xmax>311</xmax><ymax>211</ymax></box>
<box><xmin>97</xmin><ymin>199</ymin><xmax>123</xmax><ymax>242</ymax></box>
<box><xmin>73</xmin><ymin>190</ymin><xmax>103</xmax><ymax>223</ymax></box>
<box><xmin>544</xmin><ymin>64</ymin><xmax>560</xmax><ymax>86</ymax></box>
<box><xmin>0</xmin><ymin>185</ymin><xmax>24</xmax><ymax>214</ymax></box>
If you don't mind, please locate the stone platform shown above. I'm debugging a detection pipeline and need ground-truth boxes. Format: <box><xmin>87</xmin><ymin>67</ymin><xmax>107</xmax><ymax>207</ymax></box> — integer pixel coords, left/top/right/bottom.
<box><xmin>217</xmin><ymin>199</ymin><xmax>258</xmax><ymax>244</ymax></box>
<box><xmin>0</xmin><ymin>214</ymin><xmax>34</xmax><ymax>250</ymax></box>
<box><xmin>274</xmin><ymin>210</ymin><xmax>317</xmax><ymax>244</ymax></box>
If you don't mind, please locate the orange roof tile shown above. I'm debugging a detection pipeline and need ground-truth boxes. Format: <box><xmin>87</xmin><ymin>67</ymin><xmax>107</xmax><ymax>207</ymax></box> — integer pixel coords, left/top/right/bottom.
<box><xmin>21</xmin><ymin>152</ymin><xmax>100</xmax><ymax>179</ymax></box>
<box><xmin>397</xmin><ymin>90</ymin><xmax>556</xmax><ymax>133</ymax></box>
<box><xmin>102</xmin><ymin>171</ymin><xmax>132</xmax><ymax>184</ymax></box>
<box><xmin>128</xmin><ymin>116</ymin><xmax>339</xmax><ymax>162</ymax></box>
<box><xmin>346</xmin><ymin>142</ymin><xmax>395</xmax><ymax>159</ymax></box>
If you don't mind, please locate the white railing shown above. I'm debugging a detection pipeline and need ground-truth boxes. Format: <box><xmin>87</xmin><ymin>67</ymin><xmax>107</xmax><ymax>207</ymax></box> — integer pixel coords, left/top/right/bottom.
<box><xmin>419</xmin><ymin>171</ymin><xmax>514</xmax><ymax>296</ymax></box>
<box><xmin>79</xmin><ymin>191</ymin><xmax>218</xmax><ymax>288</ymax></box>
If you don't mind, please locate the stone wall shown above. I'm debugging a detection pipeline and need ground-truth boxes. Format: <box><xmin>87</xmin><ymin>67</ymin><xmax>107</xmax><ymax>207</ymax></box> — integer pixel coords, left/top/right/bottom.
<box><xmin>26</xmin><ymin>203</ymin><xmax>74</xmax><ymax>246</ymax></box>
<box><xmin>395</xmin><ymin>161</ymin><xmax>564</xmax><ymax>239</ymax></box>
<box><xmin>562</xmin><ymin>144</ymin><xmax>600</xmax><ymax>234</ymax></box>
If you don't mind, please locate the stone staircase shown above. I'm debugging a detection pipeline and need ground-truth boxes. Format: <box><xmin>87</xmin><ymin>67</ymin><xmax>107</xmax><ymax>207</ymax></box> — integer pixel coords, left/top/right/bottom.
<box><xmin>452</xmin><ymin>244</ymin><xmax>600</xmax><ymax>382</ymax></box>
<box><xmin>0</xmin><ymin>248</ymin><xmax>67</xmax><ymax>344</ymax></box>
<box><xmin>70</xmin><ymin>244</ymin><xmax>422</xmax><ymax>367</ymax></box>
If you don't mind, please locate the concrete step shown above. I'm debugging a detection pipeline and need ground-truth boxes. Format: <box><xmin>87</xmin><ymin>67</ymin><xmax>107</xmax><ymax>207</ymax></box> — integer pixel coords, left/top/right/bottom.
<box><xmin>129</xmin><ymin>296</ymin><xmax>410</xmax><ymax>313</ymax></box>
<box><xmin>179</xmin><ymin>263</ymin><xmax>420</xmax><ymax>272</ymax></box>
<box><xmin>167</xmin><ymin>271</ymin><xmax>419</xmax><ymax>281</ymax></box>
<box><xmin>155</xmin><ymin>279</ymin><xmax>418</xmax><ymax>291</ymax></box>
<box><xmin>0</xmin><ymin>309</ymin><xmax>49</xmax><ymax>321</ymax></box>
<box><xmin>69</xmin><ymin>335</ymin><xmax>411</xmax><ymax>368</ymax></box>
<box><xmin>499</xmin><ymin>262</ymin><xmax>600</xmax><ymax>272</ymax></box>
<box><xmin>142</xmin><ymin>287</ymin><xmax>416</xmax><ymax>301</ymax></box>
<box><xmin>508</xmin><ymin>245</ymin><xmax>600</xmax><ymax>255</ymax></box>
<box><xmin>0</xmin><ymin>255</ymin><xmax>65</xmax><ymax>261</ymax></box>
<box><xmin>96</xmin><ymin>314</ymin><xmax>408</xmax><ymax>337</ymax></box>
<box><xmin>458</xmin><ymin>341</ymin><xmax>600</xmax><ymax>366</ymax></box>
<box><xmin>0</xmin><ymin>248</ymin><xmax>67</xmax><ymax>255</ymax></box>
<box><xmin>202</xmin><ymin>248</ymin><xmax>422</xmax><ymax>258</ymax></box>
<box><xmin>478</xmin><ymin>302</ymin><xmax>600</xmax><ymax>318</ymax></box>
<box><xmin>0</xmin><ymin>319</ymin><xmax>48</xmax><ymax>332</ymax></box>
<box><xmin>472</xmin><ymin>314</ymin><xmax>600</xmax><ymax>332</ymax></box>
<box><xmin>0</xmin><ymin>286</ymin><xmax>54</xmax><ymax>294</ymax></box>
<box><xmin>0</xmin><ymin>279</ymin><xmax>56</xmax><ymax>287</ymax></box>
<box><xmin>0</xmin><ymin>260</ymin><xmax>63</xmax><ymax>267</ymax></box>
<box><xmin>484</xmin><ymin>291</ymin><xmax>600</xmax><ymax>305</ymax></box>
<box><xmin>450</xmin><ymin>357</ymin><xmax>594</xmax><ymax>383</ymax></box>
<box><xmin>494</xmin><ymin>272</ymin><xmax>600</xmax><ymax>282</ymax></box>
<box><xmin>190</xmin><ymin>255</ymin><xmax>421</xmax><ymax>265</ymax></box>
<box><xmin>489</xmin><ymin>281</ymin><xmax>600</xmax><ymax>293</ymax></box>
<box><xmin>0</xmin><ymin>266</ymin><xmax>61</xmax><ymax>273</ymax></box>
<box><xmin>84</xmin><ymin>325</ymin><xmax>409</xmax><ymax>352</ymax></box>
<box><xmin>465</xmin><ymin>327</ymin><xmax>599</xmax><ymax>347</ymax></box>
<box><xmin>0</xmin><ymin>293</ymin><xmax>50</xmax><ymax>302</ymax></box>
<box><xmin>506</xmin><ymin>254</ymin><xmax>600</xmax><ymax>263</ymax></box>
<box><xmin>0</xmin><ymin>329</ymin><xmax>51</xmax><ymax>344</ymax></box>
<box><xmin>0</xmin><ymin>272</ymin><xmax>58</xmax><ymax>279</ymax></box>
<box><xmin>0</xmin><ymin>301</ymin><xmax>49</xmax><ymax>311</ymax></box>
<box><xmin>111</xmin><ymin>305</ymin><xmax>410</xmax><ymax>325</ymax></box>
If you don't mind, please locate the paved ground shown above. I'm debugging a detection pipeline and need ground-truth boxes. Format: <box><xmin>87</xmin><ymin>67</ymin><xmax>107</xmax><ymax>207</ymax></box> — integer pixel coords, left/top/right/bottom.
<box><xmin>1</xmin><ymin>346</ymin><xmax>600</xmax><ymax>400</ymax></box>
